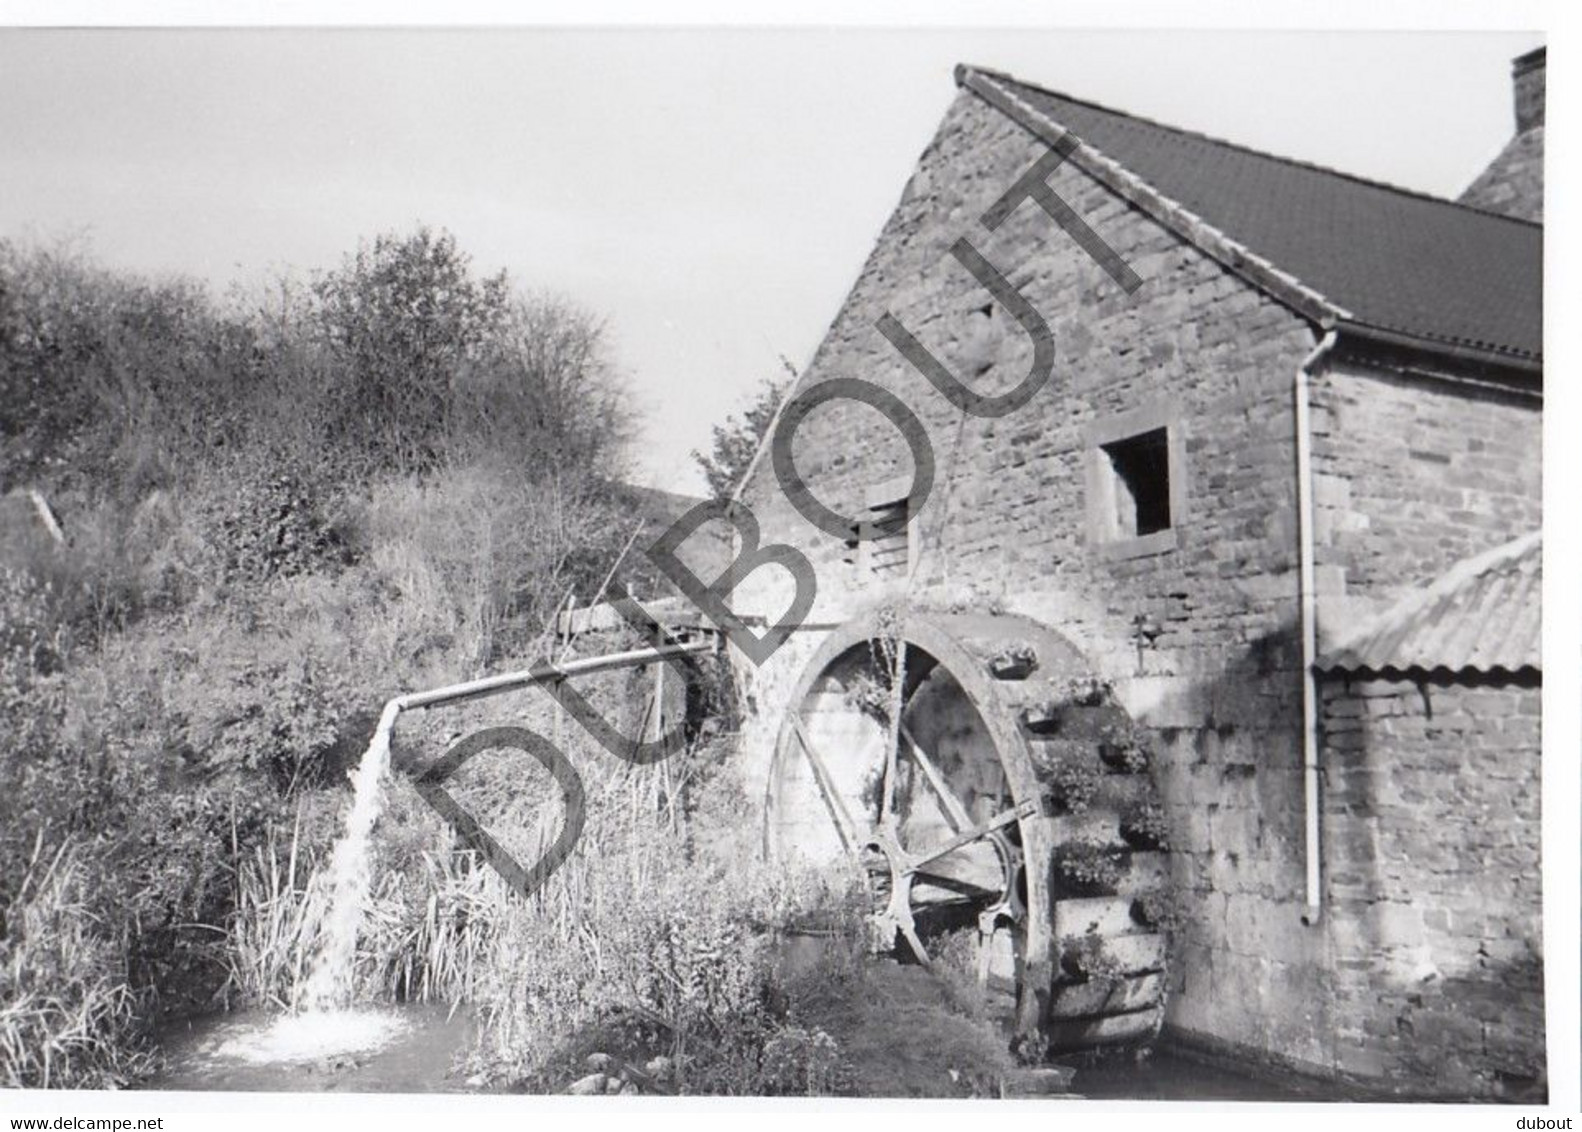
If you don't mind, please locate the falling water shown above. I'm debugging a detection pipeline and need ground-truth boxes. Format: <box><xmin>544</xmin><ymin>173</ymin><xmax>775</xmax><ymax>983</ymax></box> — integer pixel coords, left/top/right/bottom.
<box><xmin>299</xmin><ymin>699</ymin><xmax>401</xmax><ymax>1010</ymax></box>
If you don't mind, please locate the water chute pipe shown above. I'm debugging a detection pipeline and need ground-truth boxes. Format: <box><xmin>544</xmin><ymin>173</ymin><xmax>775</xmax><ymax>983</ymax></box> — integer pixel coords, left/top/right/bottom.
<box><xmin>381</xmin><ymin>637</ymin><xmax>718</xmax><ymax>721</ymax></box>
<box><xmin>1296</xmin><ymin>329</ymin><xmax>1337</xmax><ymax>926</ymax></box>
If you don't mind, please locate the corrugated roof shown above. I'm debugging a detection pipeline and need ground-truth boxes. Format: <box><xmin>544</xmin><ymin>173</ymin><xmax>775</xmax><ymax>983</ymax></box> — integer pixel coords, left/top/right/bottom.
<box><xmin>1316</xmin><ymin>532</ymin><xmax>1541</xmax><ymax>680</ymax></box>
<box><xmin>974</xmin><ymin>70</ymin><xmax>1543</xmax><ymax>363</ymax></box>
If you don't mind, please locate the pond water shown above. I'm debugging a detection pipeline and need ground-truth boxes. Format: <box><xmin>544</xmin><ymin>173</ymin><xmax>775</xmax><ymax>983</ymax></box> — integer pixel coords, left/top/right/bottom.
<box><xmin>150</xmin><ymin>1002</ymin><xmax>1328</xmax><ymax>1101</ymax></box>
<box><xmin>150</xmin><ymin>1004</ymin><xmax>477</xmax><ymax>1093</ymax></box>
<box><xmin>1066</xmin><ymin>1046</ymin><xmax>1339</xmax><ymax>1102</ymax></box>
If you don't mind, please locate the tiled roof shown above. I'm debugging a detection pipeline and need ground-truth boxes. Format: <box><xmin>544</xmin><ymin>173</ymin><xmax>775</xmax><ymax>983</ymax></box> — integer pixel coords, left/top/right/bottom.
<box><xmin>1316</xmin><ymin>532</ymin><xmax>1541</xmax><ymax>680</ymax></box>
<box><xmin>970</xmin><ymin>70</ymin><xmax>1543</xmax><ymax>364</ymax></box>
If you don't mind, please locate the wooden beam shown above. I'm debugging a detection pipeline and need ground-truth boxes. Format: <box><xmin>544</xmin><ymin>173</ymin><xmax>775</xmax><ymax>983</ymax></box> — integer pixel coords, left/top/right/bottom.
<box><xmin>899</xmin><ymin>724</ymin><xmax>973</xmax><ymax>832</ymax></box>
<box><xmin>788</xmin><ymin>713</ymin><xmax>859</xmax><ymax>853</ymax></box>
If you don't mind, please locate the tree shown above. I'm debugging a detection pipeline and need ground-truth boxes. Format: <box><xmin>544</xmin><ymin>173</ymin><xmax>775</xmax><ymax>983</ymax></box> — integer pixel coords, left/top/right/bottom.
<box><xmin>452</xmin><ymin>292</ymin><xmax>633</xmax><ymax>480</ymax></box>
<box><xmin>0</xmin><ymin>237</ymin><xmax>256</xmax><ymax>495</ymax></box>
<box><xmin>309</xmin><ymin>226</ymin><xmax>511</xmax><ymax>473</ymax></box>
<box><xmin>692</xmin><ymin>374</ymin><xmax>790</xmax><ymax>501</ymax></box>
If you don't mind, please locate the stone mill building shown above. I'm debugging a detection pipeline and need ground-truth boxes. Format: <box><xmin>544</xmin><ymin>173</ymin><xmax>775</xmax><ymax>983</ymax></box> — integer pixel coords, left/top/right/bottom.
<box><xmin>714</xmin><ymin>47</ymin><xmax>1544</xmax><ymax>1099</ymax></box>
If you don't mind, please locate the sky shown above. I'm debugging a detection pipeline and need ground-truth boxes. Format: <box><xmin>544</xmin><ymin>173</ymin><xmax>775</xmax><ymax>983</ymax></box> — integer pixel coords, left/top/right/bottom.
<box><xmin>0</xmin><ymin>26</ymin><xmax>1544</xmax><ymax>494</ymax></box>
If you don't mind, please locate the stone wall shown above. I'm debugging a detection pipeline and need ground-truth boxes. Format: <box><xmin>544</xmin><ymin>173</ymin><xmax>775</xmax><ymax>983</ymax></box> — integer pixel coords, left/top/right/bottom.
<box><xmin>1321</xmin><ymin>677</ymin><xmax>1544</xmax><ymax>1098</ymax></box>
<box><xmin>1308</xmin><ymin>362</ymin><xmax>1542</xmax><ymax>645</ymax></box>
<box><xmin>1458</xmin><ymin>129</ymin><xmax>1544</xmax><ymax>223</ymax></box>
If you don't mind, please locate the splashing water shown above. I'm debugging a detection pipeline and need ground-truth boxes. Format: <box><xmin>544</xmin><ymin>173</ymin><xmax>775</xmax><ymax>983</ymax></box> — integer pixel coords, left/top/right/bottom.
<box><xmin>213</xmin><ymin>1008</ymin><xmax>411</xmax><ymax>1065</ymax></box>
<box><xmin>300</xmin><ymin>699</ymin><xmax>401</xmax><ymax>1010</ymax></box>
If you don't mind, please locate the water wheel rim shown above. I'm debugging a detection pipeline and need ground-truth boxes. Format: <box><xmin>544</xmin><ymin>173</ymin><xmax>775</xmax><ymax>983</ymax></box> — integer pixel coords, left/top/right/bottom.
<box><xmin>764</xmin><ymin>609</ymin><xmax>1060</xmax><ymax>1029</ymax></box>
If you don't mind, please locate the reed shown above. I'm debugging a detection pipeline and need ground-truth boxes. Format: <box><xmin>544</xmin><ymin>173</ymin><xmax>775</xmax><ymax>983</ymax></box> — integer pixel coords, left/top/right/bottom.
<box><xmin>362</xmin><ymin>850</ymin><xmax>504</xmax><ymax>1005</ymax></box>
<box><xmin>227</xmin><ymin>803</ymin><xmax>508</xmax><ymax>1009</ymax></box>
<box><xmin>0</xmin><ymin>835</ymin><xmax>153</xmax><ymax>1088</ymax></box>
<box><xmin>225</xmin><ymin>816</ymin><xmax>328</xmax><ymax>1010</ymax></box>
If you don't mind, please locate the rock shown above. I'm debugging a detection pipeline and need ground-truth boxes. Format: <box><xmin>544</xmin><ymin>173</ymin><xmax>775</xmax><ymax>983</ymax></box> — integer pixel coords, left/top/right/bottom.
<box><xmin>617</xmin><ymin>1080</ymin><xmax>639</xmax><ymax>1095</ymax></box>
<box><xmin>566</xmin><ymin>1072</ymin><xmax>607</xmax><ymax>1095</ymax></box>
<box><xmin>644</xmin><ymin>1055</ymin><xmax>673</xmax><ymax>1081</ymax></box>
<box><xmin>585</xmin><ymin>1052</ymin><xmax>616</xmax><ymax>1072</ymax></box>
<box><xmin>464</xmin><ymin>1073</ymin><xmax>486</xmax><ymax>1088</ymax></box>
<box><xmin>1000</xmin><ymin>1065</ymin><xmax>1078</xmax><ymax>1097</ymax></box>
<box><xmin>311</xmin><ymin>1054</ymin><xmax>360</xmax><ymax>1075</ymax></box>
<box><xmin>603</xmin><ymin>1074</ymin><xmax>624</xmax><ymax>1094</ymax></box>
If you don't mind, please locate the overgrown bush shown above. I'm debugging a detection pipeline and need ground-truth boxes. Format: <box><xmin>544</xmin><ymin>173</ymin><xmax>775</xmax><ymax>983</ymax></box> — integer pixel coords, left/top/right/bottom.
<box><xmin>1049</xmin><ymin>757</ymin><xmax>1101</xmax><ymax>815</ymax></box>
<box><xmin>355</xmin><ymin>463</ymin><xmax>638</xmax><ymax>671</ymax></box>
<box><xmin>1131</xmin><ymin>888</ymin><xmax>1182</xmax><ymax>934</ymax></box>
<box><xmin>2</xmin><ymin>230</ymin><xmax>632</xmax><ymax>498</ymax></box>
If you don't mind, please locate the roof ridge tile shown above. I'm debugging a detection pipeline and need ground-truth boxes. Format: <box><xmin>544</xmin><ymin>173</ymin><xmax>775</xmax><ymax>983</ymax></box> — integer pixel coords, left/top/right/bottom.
<box><xmin>962</xmin><ymin>63</ymin><xmax>1542</xmax><ymax>230</ymax></box>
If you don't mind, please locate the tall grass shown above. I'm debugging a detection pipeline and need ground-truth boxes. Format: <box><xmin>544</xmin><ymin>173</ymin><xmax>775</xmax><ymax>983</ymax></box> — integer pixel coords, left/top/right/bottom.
<box><xmin>364</xmin><ymin>853</ymin><xmax>502</xmax><ymax>1006</ymax></box>
<box><xmin>226</xmin><ymin>819</ymin><xmax>328</xmax><ymax>1011</ymax></box>
<box><xmin>459</xmin><ymin>742</ymin><xmax>882</xmax><ymax>1093</ymax></box>
<box><xmin>227</xmin><ymin>810</ymin><xmax>508</xmax><ymax>1010</ymax></box>
<box><xmin>0</xmin><ymin>836</ymin><xmax>153</xmax><ymax>1088</ymax></box>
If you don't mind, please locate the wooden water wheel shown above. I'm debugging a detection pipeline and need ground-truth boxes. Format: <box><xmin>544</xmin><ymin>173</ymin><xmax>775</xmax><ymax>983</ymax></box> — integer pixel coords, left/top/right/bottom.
<box><xmin>764</xmin><ymin>609</ymin><xmax>1170</xmax><ymax>1054</ymax></box>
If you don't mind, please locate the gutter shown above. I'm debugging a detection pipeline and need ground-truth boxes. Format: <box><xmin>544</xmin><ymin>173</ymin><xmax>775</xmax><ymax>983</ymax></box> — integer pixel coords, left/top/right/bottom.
<box><xmin>1295</xmin><ymin>329</ymin><xmax>1337</xmax><ymax>925</ymax></box>
<box><xmin>1333</xmin><ymin>319</ymin><xmax>1543</xmax><ymax>381</ymax></box>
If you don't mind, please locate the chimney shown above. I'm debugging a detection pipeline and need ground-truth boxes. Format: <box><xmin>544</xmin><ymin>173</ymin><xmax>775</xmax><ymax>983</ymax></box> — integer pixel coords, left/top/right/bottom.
<box><xmin>1459</xmin><ymin>44</ymin><xmax>1545</xmax><ymax>219</ymax></box>
<box><xmin>1513</xmin><ymin>46</ymin><xmax>1545</xmax><ymax>134</ymax></box>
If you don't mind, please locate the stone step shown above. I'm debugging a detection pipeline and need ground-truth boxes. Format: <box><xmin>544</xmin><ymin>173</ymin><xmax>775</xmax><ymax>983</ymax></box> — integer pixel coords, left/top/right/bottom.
<box><xmin>1089</xmin><ymin>776</ymin><xmax>1152</xmax><ymax>813</ymax></box>
<box><xmin>1049</xmin><ymin>972</ymin><xmax>1165</xmax><ymax>1020</ymax></box>
<box><xmin>985</xmin><ymin>648</ymin><xmax>1039</xmax><ymax>681</ymax></box>
<box><xmin>1027</xmin><ymin>735</ymin><xmax>1150</xmax><ymax>777</ymax></box>
<box><xmin>1047</xmin><ymin>845</ymin><xmax>1167</xmax><ymax>900</ymax></box>
<box><xmin>1018</xmin><ymin>699</ymin><xmax>1131</xmax><ymax>743</ymax></box>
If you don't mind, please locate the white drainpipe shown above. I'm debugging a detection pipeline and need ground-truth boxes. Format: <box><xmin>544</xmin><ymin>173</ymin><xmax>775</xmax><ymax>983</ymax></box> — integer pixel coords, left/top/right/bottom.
<box><xmin>1296</xmin><ymin>330</ymin><xmax>1337</xmax><ymax>926</ymax></box>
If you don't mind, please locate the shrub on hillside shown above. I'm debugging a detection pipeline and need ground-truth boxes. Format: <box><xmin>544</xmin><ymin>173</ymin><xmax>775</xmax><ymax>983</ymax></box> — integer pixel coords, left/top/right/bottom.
<box><xmin>355</xmin><ymin>463</ymin><xmax>644</xmax><ymax>670</ymax></box>
<box><xmin>3</xmin><ymin>229</ymin><xmax>633</xmax><ymax>552</ymax></box>
<box><xmin>0</xmin><ymin>237</ymin><xmax>253</xmax><ymax>493</ymax></box>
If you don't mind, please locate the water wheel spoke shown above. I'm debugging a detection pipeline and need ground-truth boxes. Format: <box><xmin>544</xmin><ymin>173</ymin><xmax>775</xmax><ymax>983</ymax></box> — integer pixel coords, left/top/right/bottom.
<box><xmin>904</xmin><ymin>798</ymin><xmax>1040</xmax><ymax>873</ymax></box>
<box><xmin>788</xmin><ymin>713</ymin><xmax>859</xmax><ymax>852</ymax></box>
<box><xmin>879</xmin><ymin>640</ymin><xmax>906</xmax><ymax>827</ymax></box>
<box><xmin>898</xmin><ymin>723</ymin><xmax>973</xmax><ymax>832</ymax></box>
<box><xmin>910</xmin><ymin>868</ymin><xmax>1003</xmax><ymax>898</ymax></box>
